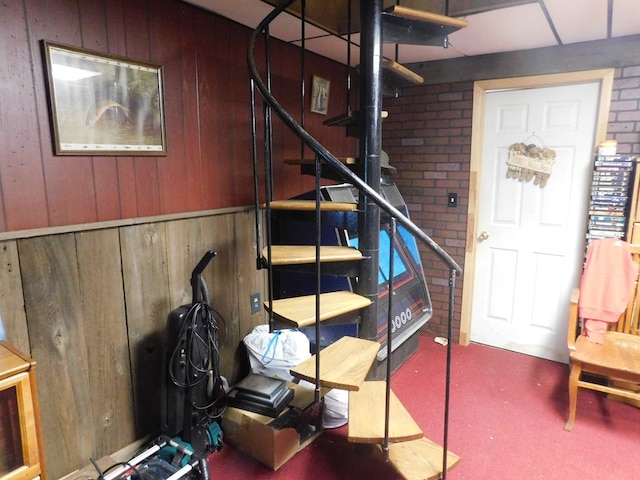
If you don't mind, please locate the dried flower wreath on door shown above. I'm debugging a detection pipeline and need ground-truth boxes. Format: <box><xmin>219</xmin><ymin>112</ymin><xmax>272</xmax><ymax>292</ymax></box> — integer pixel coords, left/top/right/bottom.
<box><xmin>507</xmin><ymin>138</ymin><xmax>556</xmax><ymax>188</ymax></box>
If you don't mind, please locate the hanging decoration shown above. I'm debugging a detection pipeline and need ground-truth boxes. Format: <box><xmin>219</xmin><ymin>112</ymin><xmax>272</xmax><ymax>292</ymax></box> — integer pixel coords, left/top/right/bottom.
<box><xmin>506</xmin><ymin>139</ymin><xmax>557</xmax><ymax>188</ymax></box>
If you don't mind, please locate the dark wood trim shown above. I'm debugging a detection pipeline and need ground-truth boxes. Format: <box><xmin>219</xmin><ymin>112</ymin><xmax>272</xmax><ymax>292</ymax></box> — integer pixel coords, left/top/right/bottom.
<box><xmin>408</xmin><ymin>34</ymin><xmax>640</xmax><ymax>85</ymax></box>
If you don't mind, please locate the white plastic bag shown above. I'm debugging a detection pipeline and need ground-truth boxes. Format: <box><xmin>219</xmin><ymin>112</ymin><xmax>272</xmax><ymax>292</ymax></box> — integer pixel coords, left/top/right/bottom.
<box><xmin>243</xmin><ymin>325</ymin><xmax>311</xmax><ymax>381</ymax></box>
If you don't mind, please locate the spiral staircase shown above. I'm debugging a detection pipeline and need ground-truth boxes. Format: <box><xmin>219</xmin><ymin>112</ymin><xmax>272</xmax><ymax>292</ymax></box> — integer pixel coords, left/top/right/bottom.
<box><xmin>249</xmin><ymin>1</ymin><xmax>466</xmax><ymax>479</ymax></box>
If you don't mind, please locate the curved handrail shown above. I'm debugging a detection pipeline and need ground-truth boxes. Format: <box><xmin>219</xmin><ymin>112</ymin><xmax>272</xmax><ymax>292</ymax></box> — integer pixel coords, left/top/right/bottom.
<box><xmin>248</xmin><ymin>0</ymin><xmax>462</xmax><ymax>275</ymax></box>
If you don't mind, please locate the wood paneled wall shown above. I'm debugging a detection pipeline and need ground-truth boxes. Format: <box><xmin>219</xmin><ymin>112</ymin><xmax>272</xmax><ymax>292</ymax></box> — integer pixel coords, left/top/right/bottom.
<box><xmin>0</xmin><ymin>0</ymin><xmax>356</xmax><ymax>233</ymax></box>
<box><xmin>2</xmin><ymin>208</ymin><xmax>264</xmax><ymax>478</ymax></box>
<box><xmin>0</xmin><ymin>1</ymin><xmax>356</xmax><ymax>475</ymax></box>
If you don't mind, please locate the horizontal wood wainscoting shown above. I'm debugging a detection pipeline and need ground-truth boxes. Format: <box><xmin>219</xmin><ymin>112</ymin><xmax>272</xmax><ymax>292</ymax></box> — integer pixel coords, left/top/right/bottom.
<box><xmin>0</xmin><ymin>208</ymin><xmax>266</xmax><ymax>479</ymax></box>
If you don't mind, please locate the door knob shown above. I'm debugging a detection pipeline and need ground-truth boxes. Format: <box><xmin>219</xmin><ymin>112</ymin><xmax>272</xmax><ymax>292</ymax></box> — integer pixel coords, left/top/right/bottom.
<box><xmin>477</xmin><ymin>231</ymin><xmax>489</xmax><ymax>242</ymax></box>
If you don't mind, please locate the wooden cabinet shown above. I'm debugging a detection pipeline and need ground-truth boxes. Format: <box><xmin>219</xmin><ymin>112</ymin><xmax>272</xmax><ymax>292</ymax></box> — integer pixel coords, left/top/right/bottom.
<box><xmin>0</xmin><ymin>342</ymin><xmax>46</xmax><ymax>480</ymax></box>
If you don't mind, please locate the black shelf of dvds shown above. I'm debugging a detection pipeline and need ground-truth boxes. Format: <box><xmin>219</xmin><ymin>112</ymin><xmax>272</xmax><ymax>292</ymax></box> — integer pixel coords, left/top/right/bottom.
<box><xmin>586</xmin><ymin>154</ymin><xmax>637</xmax><ymax>246</ymax></box>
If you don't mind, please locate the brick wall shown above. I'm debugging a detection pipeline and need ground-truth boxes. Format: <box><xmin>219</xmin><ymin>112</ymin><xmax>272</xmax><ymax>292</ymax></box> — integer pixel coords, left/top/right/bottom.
<box><xmin>383</xmin><ymin>68</ymin><xmax>640</xmax><ymax>339</ymax></box>
<box><xmin>383</xmin><ymin>81</ymin><xmax>474</xmax><ymax>339</ymax></box>
<box><xmin>609</xmin><ymin>66</ymin><xmax>640</xmax><ymax>155</ymax></box>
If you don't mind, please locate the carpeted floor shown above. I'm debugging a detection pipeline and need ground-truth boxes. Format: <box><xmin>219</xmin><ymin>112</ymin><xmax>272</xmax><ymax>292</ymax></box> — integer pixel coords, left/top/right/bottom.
<box><xmin>208</xmin><ymin>333</ymin><xmax>640</xmax><ymax>479</ymax></box>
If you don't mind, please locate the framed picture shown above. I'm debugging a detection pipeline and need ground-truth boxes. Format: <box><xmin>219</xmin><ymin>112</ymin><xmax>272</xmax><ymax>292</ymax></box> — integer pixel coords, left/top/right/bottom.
<box><xmin>42</xmin><ymin>41</ymin><xmax>166</xmax><ymax>155</ymax></box>
<box><xmin>310</xmin><ymin>75</ymin><xmax>330</xmax><ymax>115</ymax></box>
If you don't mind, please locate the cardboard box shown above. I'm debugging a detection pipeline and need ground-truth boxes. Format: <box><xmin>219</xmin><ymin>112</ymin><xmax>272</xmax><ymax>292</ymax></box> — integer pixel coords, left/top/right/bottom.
<box><xmin>222</xmin><ymin>382</ymin><xmax>323</xmax><ymax>470</ymax></box>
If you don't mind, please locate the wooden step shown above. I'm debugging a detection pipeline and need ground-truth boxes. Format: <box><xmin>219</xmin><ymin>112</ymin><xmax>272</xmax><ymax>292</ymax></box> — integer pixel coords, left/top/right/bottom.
<box><xmin>267</xmin><ymin>199</ymin><xmax>357</xmax><ymax>212</ymax></box>
<box><xmin>266</xmin><ymin>291</ymin><xmax>371</xmax><ymax>329</ymax></box>
<box><xmin>290</xmin><ymin>335</ymin><xmax>379</xmax><ymax>391</ymax></box>
<box><xmin>323</xmin><ymin>110</ymin><xmax>388</xmax><ymax>127</ymax></box>
<box><xmin>383</xmin><ymin>437</ymin><xmax>461</xmax><ymax>480</ymax></box>
<box><xmin>348</xmin><ymin>381</ymin><xmax>423</xmax><ymax>444</ymax></box>
<box><xmin>263</xmin><ymin>245</ymin><xmax>363</xmax><ymax>265</ymax></box>
<box><xmin>382</xmin><ymin>5</ymin><xmax>467</xmax><ymax>46</ymax></box>
<box><xmin>284</xmin><ymin>156</ymin><xmax>356</xmax><ymax>166</ymax></box>
<box><xmin>382</xmin><ymin>59</ymin><xmax>424</xmax><ymax>86</ymax></box>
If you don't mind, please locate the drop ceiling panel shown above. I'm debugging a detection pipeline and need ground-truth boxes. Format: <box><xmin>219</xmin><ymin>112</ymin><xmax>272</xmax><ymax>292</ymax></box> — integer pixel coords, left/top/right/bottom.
<box><xmin>612</xmin><ymin>0</ymin><xmax>640</xmax><ymax>37</ymax></box>
<box><xmin>544</xmin><ymin>0</ymin><xmax>607</xmax><ymax>44</ymax></box>
<box><xmin>185</xmin><ymin>0</ymin><xmax>273</xmax><ymax>29</ymax></box>
<box><xmin>451</xmin><ymin>4</ymin><xmax>558</xmax><ymax>55</ymax></box>
<box><xmin>293</xmin><ymin>35</ymin><xmax>361</xmax><ymax>65</ymax></box>
<box><xmin>184</xmin><ymin>0</ymin><xmax>638</xmax><ymax>65</ymax></box>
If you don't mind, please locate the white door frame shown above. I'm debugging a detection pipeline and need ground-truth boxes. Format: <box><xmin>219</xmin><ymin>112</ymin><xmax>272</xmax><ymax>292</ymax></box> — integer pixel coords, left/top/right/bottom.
<box><xmin>459</xmin><ymin>69</ymin><xmax>615</xmax><ymax>346</ymax></box>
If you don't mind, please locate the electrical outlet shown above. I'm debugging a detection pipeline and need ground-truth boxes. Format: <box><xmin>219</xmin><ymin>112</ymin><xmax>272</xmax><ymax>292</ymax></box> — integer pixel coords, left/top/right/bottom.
<box><xmin>250</xmin><ymin>292</ymin><xmax>261</xmax><ymax>314</ymax></box>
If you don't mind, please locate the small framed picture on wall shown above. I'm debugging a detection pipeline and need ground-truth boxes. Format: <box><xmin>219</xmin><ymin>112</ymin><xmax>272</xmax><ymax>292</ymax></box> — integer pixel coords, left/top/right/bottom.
<box><xmin>310</xmin><ymin>75</ymin><xmax>330</xmax><ymax>115</ymax></box>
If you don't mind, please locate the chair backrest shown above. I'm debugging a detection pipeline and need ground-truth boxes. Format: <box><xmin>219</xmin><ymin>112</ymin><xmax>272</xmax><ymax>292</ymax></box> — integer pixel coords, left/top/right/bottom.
<box><xmin>611</xmin><ymin>244</ymin><xmax>640</xmax><ymax>336</ymax></box>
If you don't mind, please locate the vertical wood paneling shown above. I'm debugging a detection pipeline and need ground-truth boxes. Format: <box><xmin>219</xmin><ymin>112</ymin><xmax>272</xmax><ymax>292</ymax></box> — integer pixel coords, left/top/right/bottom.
<box><xmin>195</xmin><ymin>13</ymin><xmax>222</xmax><ymax>208</ymax></box>
<box><xmin>76</xmin><ymin>229</ymin><xmax>136</xmax><ymax>455</ymax></box>
<box><xmin>124</xmin><ymin>1</ymin><xmax>162</xmax><ymax>218</ymax></box>
<box><xmin>119</xmin><ymin>222</ymin><xmax>171</xmax><ymax>435</ymax></box>
<box><xmin>12</xmin><ymin>209</ymin><xmax>262</xmax><ymax>478</ymax></box>
<box><xmin>198</xmin><ymin>214</ymin><xmax>239</xmax><ymax>379</ymax></box>
<box><xmin>228</xmin><ymin>22</ymin><xmax>259</xmax><ymax>207</ymax></box>
<box><xmin>104</xmin><ymin>0</ymin><xmax>140</xmax><ymax>219</ymax></box>
<box><xmin>232</xmin><ymin>210</ymin><xmax>268</xmax><ymax>379</ymax></box>
<box><xmin>151</xmin><ymin>0</ymin><xmax>189</xmax><ymax>214</ymax></box>
<box><xmin>19</xmin><ymin>234</ymin><xmax>94</xmax><ymax>478</ymax></box>
<box><xmin>0</xmin><ymin>0</ymin><xmax>48</xmax><ymax>230</ymax></box>
<box><xmin>163</xmin><ymin>215</ymin><xmax>241</xmax><ymax>379</ymax></box>
<box><xmin>213</xmin><ymin>16</ymin><xmax>237</xmax><ymax>207</ymax></box>
<box><xmin>79</xmin><ymin>0</ymin><xmax>123</xmax><ymax>222</ymax></box>
<box><xmin>1</xmin><ymin>0</ymin><xmax>355</xmax><ymax>234</ymax></box>
<box><xmin>179</xmin><ymin>7</ymin><xmax>205</xmax><ymax>211</ymax></box>
<box><xmin>27</xmin><ymin>0</ymin><xmax>99</xmax><ymax>227</ymax></box>
<box><xmin>0</xmin><ymin>241</ymin><xmax>29</xmax><ymax>353</ymax></box>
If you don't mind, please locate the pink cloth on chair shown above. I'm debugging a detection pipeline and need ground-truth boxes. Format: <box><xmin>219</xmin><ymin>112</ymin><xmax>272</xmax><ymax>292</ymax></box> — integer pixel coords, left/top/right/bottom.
<box><xmin>578</xmin><ymin>238</ymin><xmax>638</xmax><ymax>343</ymax></box>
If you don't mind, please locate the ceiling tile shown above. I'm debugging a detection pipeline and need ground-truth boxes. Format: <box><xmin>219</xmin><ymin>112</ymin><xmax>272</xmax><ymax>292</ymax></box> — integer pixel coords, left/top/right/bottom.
<box><xmin>422</xmin><ymin>4</ymin><xmax>558</xmax><ymax>56</ymax></box>
<box><xmin>544</xmin><ymin>0</ymin><xmax>607</xmax><ymax>44</ymax></box>
<box><xmin>612</xmin><ymin>0</ymin><xmax>640</xmax><ymax>37</ymax></box>
<box><xmin>293</xmin><ymin>35</ymin><xmax>361</xmax><ymax>65</ymax></box>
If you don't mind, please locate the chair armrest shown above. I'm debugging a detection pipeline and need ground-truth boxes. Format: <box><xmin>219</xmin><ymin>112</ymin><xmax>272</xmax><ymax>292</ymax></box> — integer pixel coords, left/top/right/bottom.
<box><xmin>567</xmin><ymin>288</ymin><xmax>580</xmax><ymax>351</ymax></box>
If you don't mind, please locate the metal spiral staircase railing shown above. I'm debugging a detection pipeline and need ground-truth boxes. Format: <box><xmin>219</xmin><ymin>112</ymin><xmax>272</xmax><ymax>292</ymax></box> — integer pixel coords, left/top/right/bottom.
<box><xmin>248</xmin><ymin>1</ymin><xmax>466</xmax><ymax>478</ymax></box>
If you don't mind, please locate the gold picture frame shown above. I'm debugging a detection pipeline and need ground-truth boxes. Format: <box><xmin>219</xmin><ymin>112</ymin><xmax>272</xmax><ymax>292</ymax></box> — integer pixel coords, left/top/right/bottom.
<box><xmin>42</xmin><ymin>41</ymin><xmax>166</xmax><ymax>156</ymax></box>
<box><xmin>310</xmin><ymin>75</ymin><xmax>330</xmax><ymax>115</ymax></box>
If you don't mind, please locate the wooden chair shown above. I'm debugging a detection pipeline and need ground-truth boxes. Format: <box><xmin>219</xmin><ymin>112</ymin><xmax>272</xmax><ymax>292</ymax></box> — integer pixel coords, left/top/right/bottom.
<box><xmin>565</xmin><ymin>244</ymin><xmax>640</xmax><ymax>431</ymax></box>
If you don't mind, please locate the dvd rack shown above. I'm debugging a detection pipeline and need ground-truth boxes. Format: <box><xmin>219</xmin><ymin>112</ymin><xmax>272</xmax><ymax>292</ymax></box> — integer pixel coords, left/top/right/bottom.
<box><xmin>586</xmin><ymin>154</ymin><xmax>637</xmax><ymax>247</ymax></box>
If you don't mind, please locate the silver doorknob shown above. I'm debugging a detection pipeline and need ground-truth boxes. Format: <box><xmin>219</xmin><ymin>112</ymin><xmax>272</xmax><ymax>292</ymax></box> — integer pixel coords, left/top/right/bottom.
<box><xmin>478</xmin><ymin>231</ymin><xmax>489</xmax><ymax>242</ymax></box>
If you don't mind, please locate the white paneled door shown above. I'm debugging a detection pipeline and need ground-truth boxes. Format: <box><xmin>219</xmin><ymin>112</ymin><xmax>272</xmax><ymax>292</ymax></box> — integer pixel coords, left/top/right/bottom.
<box><xmin>470</xmin><ymin>82</ymin><xmax>601</xmax><ymax>363</ymax></box>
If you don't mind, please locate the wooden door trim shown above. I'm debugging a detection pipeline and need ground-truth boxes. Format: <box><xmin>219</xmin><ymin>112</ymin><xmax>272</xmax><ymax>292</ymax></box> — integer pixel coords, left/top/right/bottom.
<box><xmin>459</xmin><ymin>69</ymin><xmax>615</xmax><ymax>345</ymax></box>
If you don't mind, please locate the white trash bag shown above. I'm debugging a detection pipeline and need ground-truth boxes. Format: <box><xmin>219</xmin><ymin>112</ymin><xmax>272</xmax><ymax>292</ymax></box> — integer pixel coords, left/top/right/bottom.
<box><xmin>243</xmin><ymin>325</ymin><xmax>311</xmax><ymax>381</ymax></box>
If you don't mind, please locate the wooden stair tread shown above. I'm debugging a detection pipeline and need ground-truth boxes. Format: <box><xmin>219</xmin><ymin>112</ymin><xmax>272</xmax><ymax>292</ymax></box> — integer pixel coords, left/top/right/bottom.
<box><xmin>266</xmin><ymin>291</ymin><xmax>371</xmax><ymax>328</ymax></box>
<box><xmin>383</xmin><ymin>437</ymin><xmax>461</xmax><ymax>480</ymax></box>
<box><xmin>386</xmin><ymin>5</ymin><xmax>468</xmax><ymax>29</ymax></box>
<box><xmin>323</xmin><ymin>110</ymin><xmax>388</xmax><ymax>127</ymax></box>
<box><xmin>348</xmin><ymin>381</ymin><xmax>423</xmax><ymax>444</ymax></box>
<box><xmin>263</xmin><ymin>245</ymin><xmax>363</xmax><ymax>265</ymax></box>
<box><xmin>290</xmin><ymin>336</ymin><xmax>379</xmax><ymax>391</ymax></box>
<box><xmin>382</xmin><ymin>6</ymin><xmax>467</xmax><ymax>48</ymax></box>
<box><xmin>284</xmin><ymin>157</ymin><xmax>356</xmax><ymax>165</ymax></box>
<box><xmin>267</xmin><ymin>199</ymin><xmax>357</xmax><ymax>212</ymax></box>
<box><xmin>382</xmin><ymin>59</ymin><xmax>424</xmax><ymax>85</ymax></box>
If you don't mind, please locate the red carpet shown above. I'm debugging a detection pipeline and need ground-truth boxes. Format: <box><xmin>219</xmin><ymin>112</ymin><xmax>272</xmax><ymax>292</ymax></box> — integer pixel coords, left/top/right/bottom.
<box><xmin>209</xmin><ymin>333</ymin><xmax>640</xmax><ymax>479</ymax></box>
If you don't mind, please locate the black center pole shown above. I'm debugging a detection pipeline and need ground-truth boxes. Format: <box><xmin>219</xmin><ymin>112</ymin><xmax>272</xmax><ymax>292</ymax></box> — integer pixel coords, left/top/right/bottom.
<box><xmin>357</xmin><ymin>0</ymin><xmax>383</xmax><ymax>342</ymax></box>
